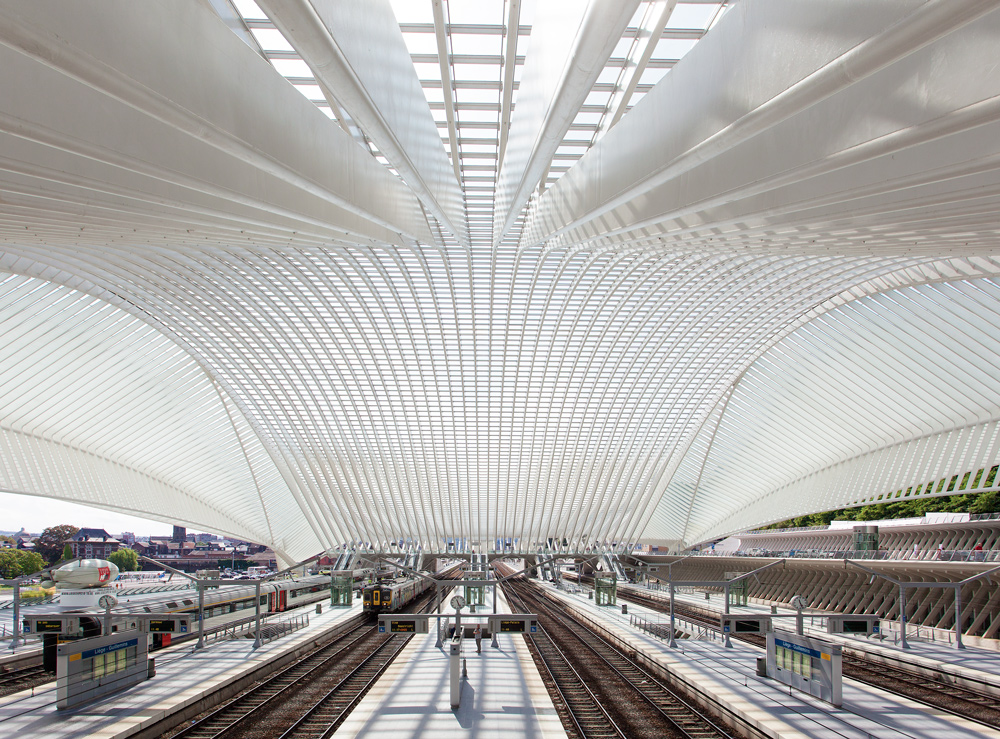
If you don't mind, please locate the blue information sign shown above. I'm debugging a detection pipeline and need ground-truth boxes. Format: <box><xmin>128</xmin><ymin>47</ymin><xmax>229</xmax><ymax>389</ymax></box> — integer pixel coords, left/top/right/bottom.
<box><xmin>774</xmin><ymin>637</ymin><xmax>823</xmax><ymax>659</ymax></box>
<box><xmin>80</xmin><ymin>638</ymin><xmax>138</xmax><ymax>660</ymax></box>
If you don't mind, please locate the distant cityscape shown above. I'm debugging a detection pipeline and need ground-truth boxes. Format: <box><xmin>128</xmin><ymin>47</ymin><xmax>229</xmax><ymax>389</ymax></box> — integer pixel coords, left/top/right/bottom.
<box><xmin>0</xmin><ymin>524</ymin><xmax>280</xmax><ymax>572</ymax></box>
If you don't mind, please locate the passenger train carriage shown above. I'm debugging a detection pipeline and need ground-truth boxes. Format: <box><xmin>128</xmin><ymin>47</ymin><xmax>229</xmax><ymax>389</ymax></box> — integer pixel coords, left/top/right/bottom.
<box><xmin>36</xmin><ymin>575</ymin><xmax>338</xmax><ymax>669</ymax></box>
<box><xmin>115</xmin><ymin>574</ymin><xmax>332</xmax><ymax>621</ymax></box>
<box><xmin>362</xmin><ymin>577</ymin><xmax>431</xmax><ymax>613</ymax></box>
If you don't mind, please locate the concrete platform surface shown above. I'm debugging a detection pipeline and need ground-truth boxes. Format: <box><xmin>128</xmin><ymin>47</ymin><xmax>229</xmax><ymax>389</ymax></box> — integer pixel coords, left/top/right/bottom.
<box><xmin>544</xmin><ymin>583</ymin><xmax>1000</xmax><ymax>739</ymax></box>
<box><xmin>626</xmin><ymin>582</ymin><xmax>1000</xmax><ymax>692</ymax></box>
<box><xmin>0</xmin><ymin>601</ymin><xmax>363</xmax><ymax>739</ymax></box>
<box><xmin>335</xmin><ymin>586</ymin><xmax>565</xmax><ymax>738</ymax></box>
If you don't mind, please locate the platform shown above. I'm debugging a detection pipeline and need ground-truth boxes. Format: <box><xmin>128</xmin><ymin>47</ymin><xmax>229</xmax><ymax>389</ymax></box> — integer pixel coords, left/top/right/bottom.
<box><xmin>543</xmin><ymin>583</ymin><xmax>1000</xmax><ymax>739</ymax></box>
<box><xmin>335</xmin><ymin>585</ymin><xmax>565</xmax><ymax>738</ymax></box>
<box><xmin>0</xmin><ymin>644</ymin><xmax>41</xmax><ymax>672</ymax></box>
<box><xmin>623</xmin><ymin>582</ymin><xmax>1000</xmax><ymax>696</ymax></box>
<box><xmin>0</xmin><ymin>601</ymin><xmax>363</xmax><ymax>739</ymax></box>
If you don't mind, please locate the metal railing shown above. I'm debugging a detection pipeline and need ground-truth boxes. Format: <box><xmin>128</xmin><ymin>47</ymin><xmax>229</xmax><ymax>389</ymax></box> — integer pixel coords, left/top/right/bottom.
<box><xmin>741</xmin><ymin>524</ymin><xmax>831</xmax><ymax>535</ymax></box>
<box><xmin>0</xmin><ymin>594</ymin><xmax>58</xmax><ymax>609</ymax></box>
<box><xmin>210</xmin><ymin>611</ymin><xmax>310</xmax><ymax>645</ymax></box>
<box><xmin>689</xmin><ymin>548</ymin><xmax>1000</xmax><ymax>562</ymax></box>
<box><xmin>629</xmin><ymin>612</ymin><xmax>720</xmax><ymax>644</ymax></box>
<box><xmin>970</xmin><ymin>512</ymin><xmax>1000</xmax><ymax>522</ymax></box>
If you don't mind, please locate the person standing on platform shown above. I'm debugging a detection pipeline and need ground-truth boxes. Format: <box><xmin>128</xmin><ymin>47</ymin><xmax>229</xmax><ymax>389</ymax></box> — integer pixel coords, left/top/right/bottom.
<box><xmin>474</xmin><ymin>624</ymin><xmax>482</xmax><ymax>653</ymax></box>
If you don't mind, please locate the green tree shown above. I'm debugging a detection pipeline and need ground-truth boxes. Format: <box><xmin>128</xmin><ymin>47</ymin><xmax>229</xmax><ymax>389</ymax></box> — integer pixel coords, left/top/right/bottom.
<box><xmin>62</xmin><ymin>544</ymin><xmax>73</xmax><ymax>561</ymax></box>
<box><xmin>971</xmin><ymin>490</ymin><xmax>1000</xmax><ymax>514</ymax></box>
<box><xmin>0</xmin><ymin>549</ymin><xmax>19</xmax><ymax>579</ymax></box>
<box><xmin>0</xmin><ymin>549</ymin><xmax>45</xmax><ymax>578</ymax></box>
<box><xmin>34</xmin><ymin>525</ymin><xmax>79</xmax><ymax>564</ymax></box>
<box><xmin>18</xmin><ymin>551</ymin><xmax>44</xmax><ymax>577</ymax></box>
<box><xmin>107</xmin><ymin>548</ymin><xmax>139</xmax><ymax>572</ymax></box>
<box><xmin>764</xmin><ymin>488</ymin><xmax>1000</xmax><ymax>530</ymax></box>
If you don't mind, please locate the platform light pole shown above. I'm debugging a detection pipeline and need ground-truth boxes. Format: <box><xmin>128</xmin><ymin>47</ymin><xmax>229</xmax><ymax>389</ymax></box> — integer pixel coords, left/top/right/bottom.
<box><xmin>252</xmin><ymin>580</ymin><xmax>262</xmax><ymax>648</ymax></box>
<box><xmin>1</xmin><ymin>578</ymin><xmax>25</xmax><ymax>652</ymax></box>
<box><xmin>847</xmin><ymin>560</ymin><xmax>1000</xmax><ymax>650</ymax></box>
<box><xmin>661</xmin><ymin>553</ymin><xmax>698</xmax><ymax>648</ymax></box>
<box><xmin>624</xmin><ymin>552</ymin><xmax>697</xmax><ymax>649</ymax></box>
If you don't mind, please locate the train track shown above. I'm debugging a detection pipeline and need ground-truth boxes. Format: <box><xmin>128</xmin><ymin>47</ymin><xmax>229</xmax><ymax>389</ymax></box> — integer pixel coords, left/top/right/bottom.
<box><xmin>164</xmin><ymin>582</ymin><xmax>455</xmax><ymax>739</ymax></box>
<box><xmin>275</xmin><ymin>635</ymin><xmax>409</xmax><ymax>738</ymax></box>
<box><xmin>0</xmin><ymin>663</ymin><xmax>50</xmax><ymax>697</ymax></box>
<box><xmin>501</xmin><ymin>573</ymin><xmax>738</xmax><ymax>739</ymax></box>
<box><xmin>610</xmin><ymin>582</ymin><xmax>1000</xmax><ymax>730</ymax></box>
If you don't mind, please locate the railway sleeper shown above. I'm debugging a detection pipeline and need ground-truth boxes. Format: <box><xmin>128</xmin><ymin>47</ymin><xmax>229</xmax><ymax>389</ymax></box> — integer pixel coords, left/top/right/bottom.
<box><xmin>130</xmin><ymin>614</ymin><xmax>369</xmax><ymax>739</ymax></box>
<box><xmin>534</xmin><ymin>590</ymin><xmax>764</xmax><ymax>739</ymax></box>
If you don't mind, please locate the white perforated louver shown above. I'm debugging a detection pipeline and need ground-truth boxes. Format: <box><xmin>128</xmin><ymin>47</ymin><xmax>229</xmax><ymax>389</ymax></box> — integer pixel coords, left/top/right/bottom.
<box><xmin>0</xmin><ymin>274</ymin><xmax>304</xmax><ymax>561</ymax></box>
<box><xmin>2</xmin><ymin>1</ymin><xmax>1000</xmax><ymax>560</ymax></box>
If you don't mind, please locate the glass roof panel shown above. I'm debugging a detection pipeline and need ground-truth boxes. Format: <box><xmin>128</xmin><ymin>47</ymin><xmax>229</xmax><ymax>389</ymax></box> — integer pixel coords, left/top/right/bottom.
<box><xmin>232</xmin><ymin>0</ymin><xmax>267</xmax><ymax>20</ymax></box>
<box><xmin>250</xmin><ymin>27</ymin><xmax>294</xmax><ymax>52</ymax></box>
<box><xmin>402</xmin><ymin>32</ymin><xmax>439</xmax><ymax>55</ymax></box>
<box><xmin>654</xmin><ymin>37</ymin><xmax>700</xmax><ymax>60</ymax></box>
<box><xmin>388</xmin><ymin>0</ymin><xmax>433</xmax><ymax>24</ymax></box>
<box><xmin>271</xmin><ymin>58</ymin><xmax>312</xmax><ymax>77</ymax></box>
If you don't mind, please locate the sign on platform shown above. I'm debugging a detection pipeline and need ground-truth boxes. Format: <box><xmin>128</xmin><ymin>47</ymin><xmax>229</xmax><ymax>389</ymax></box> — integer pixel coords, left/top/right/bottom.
<box><xmin>56</xmin><ymin>629</ymin><xmax>149</xmax><ymax>710</ymax></box>
<box><xmin>720</xmin><ymin>615</ymin><xmax>771</xmax><ymax>634</ymax></box>
<box><xmin>487</xmin><ymin>615</ymin><xmax>537</xmax><ymax>634</ymax></box>
<box><xmin>22</xmin><ymin>616</ymin><xmax>81</xmax><ymax>635</ymax></box>
<box><xmin>766</xmin><ymin>630</ymin><xmax>842</xmax><ymax>707</ymax></box>
<box><xmin>826</xmin><ymin>614</ymin><xmax>880</xmax><ymax>636</ymax></box>
<box><xmin>378</xmin><ymin>615</ymin><xmax>429</xmax><ymax>633</ymax></box>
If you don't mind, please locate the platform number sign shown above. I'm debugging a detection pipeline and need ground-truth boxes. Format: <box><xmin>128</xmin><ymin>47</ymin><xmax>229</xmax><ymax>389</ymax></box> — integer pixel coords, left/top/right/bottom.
<box><xmin>32</xmin><ymin>620</ymin><xmax>64</xmax><ymax>633</ymax></box>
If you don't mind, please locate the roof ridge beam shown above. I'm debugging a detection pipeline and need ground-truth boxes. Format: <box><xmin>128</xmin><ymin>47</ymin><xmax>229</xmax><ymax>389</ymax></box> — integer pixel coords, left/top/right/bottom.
<box><xmin>596</xmin><ymin>0</ymin><xmax>677</xmax><ymax>140</ymax></box>
<box><xmin>0</xmin><ymin>0</ymin><xmax>434</xmax><ymax>247</ymax></box>
<box><xmin>522</xmin><ymin>0</ymin><xmax>1000</xmax><ymax>250</ymax></box>
<box><xmin>257</xmin><ymin>0</ymin><xmax>469</xmax><ymax>246</ymax></box>
<box><xmin>492</xmin><ymin>0</ymin><xmax>640</xmax><ymax>247</ymax></box>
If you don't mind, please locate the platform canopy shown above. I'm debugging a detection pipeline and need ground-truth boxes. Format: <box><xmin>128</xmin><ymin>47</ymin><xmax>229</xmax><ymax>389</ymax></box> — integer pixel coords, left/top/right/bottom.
<box><xmin>2</xmin><ymin>0</ymin><xmax>1000</xmax><ymax>563</ymax></box>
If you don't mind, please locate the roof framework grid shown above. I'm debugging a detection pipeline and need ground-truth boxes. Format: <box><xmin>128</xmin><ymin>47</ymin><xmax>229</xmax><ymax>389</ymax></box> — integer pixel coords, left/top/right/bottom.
<box><xmin>255</xmin><ymin>0</ymin><xmax>470</xmax><ymax>245</ymax></box>
<box><xmin>1</xmin><ymin>0</ymin><xmax>1000</xmax><ymax>559</ymax></box>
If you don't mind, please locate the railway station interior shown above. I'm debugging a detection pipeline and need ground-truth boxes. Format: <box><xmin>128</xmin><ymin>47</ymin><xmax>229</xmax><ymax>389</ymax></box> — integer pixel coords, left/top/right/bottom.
<box><xmin>3</xmin><ymin>0</ymin><xmax>1000</xmax><ymax>737</ymax></box>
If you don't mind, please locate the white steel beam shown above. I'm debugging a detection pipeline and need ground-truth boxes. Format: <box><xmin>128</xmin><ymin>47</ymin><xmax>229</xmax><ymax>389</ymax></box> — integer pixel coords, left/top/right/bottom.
<box><xmin>431</xmin><ymin>0</ymin><xmax>462</xmax><ymax>184</ymax></box>
<box><xmin>0</xmin><ymin>0</ymin><xmax>435</xmax><ymax>248</ymax></box>
<box><xmin>497</xmin><ymin>0</ymin><xmax>522</xmax><ymax>171</ymax></box>
<box><xmin>596</xmin><ymin>0</ymin><xmax>677</xmax><ymax>139</ymax></box>
<box><xmin>492</xmin><ymin>0</ymin><xmax>639</xmax><ymax>246</ymax></box>
<box><xmin>523</xmin><ymin>0</ymin><xmax>1000</xmax><ymax>252</ymax></box>
<box><xmin>258</xmin><ymin>0</ymin><xmax>469</xmax><ymax>245</ymax></box>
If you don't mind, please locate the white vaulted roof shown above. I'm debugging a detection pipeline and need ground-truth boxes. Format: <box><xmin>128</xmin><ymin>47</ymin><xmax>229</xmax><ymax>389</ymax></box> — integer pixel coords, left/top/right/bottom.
<box><xmin>2</xmin><ymin>0</ymin><xmax>1000</xmax><ymax>560</ymax></box>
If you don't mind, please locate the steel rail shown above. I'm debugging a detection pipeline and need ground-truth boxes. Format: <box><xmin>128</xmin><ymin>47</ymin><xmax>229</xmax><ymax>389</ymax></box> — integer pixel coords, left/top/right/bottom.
<box><xmin>504</xmin><ymin>580</ymin><xmax>628</xmax><ymax>739</ymax></box>
<box><xmin>169</xmin><ymin>614</ymin><xmax>373</xmax><ymax>739</ymax></box>
<box><xmin>611</xmin><ymin>582</ymin><xmax>1000</xmax><ymax>731</ymax></box>
<box><xmin>508</xmin><ymin>579</ymin><xmax>733</xmax><ymax>739</ymax></box>
<box><xmin>275</xmin><ymin>634</ymin><xmax>411</xmax><ymax>739</ymax></box>
<box><xmin>276</xmin><ymin>586</ymin><xmax>455</xmax><ymax>739</ymax></box>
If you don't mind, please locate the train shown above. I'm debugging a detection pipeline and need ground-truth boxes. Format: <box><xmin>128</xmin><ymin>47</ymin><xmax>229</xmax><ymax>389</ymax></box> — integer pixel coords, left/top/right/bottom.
<box><xmin>35</xmin><ymin>575</ymin><xmax>341</xmax><ymax>670</ymax></box>
<box><xmin>362</xmin><ymin>577</ymin><xmax>432</xmax><ymax>613</ymax></box>
<box><xmin>114</xmin><ymin>574</ymin><xmax>333</xmax><ymax>621</ymax></box>
<box><xmin>361</xmin><ymin>561</ymin><xmax>466</xmax><ymax>613</ymax></box>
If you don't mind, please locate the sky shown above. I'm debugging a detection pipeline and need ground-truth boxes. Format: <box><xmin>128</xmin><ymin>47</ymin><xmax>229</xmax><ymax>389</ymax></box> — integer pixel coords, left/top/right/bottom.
<box><xmin>0</xmin><ymin>491</ymin><xmax>207</xmax><ymax>537</ymax></box>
